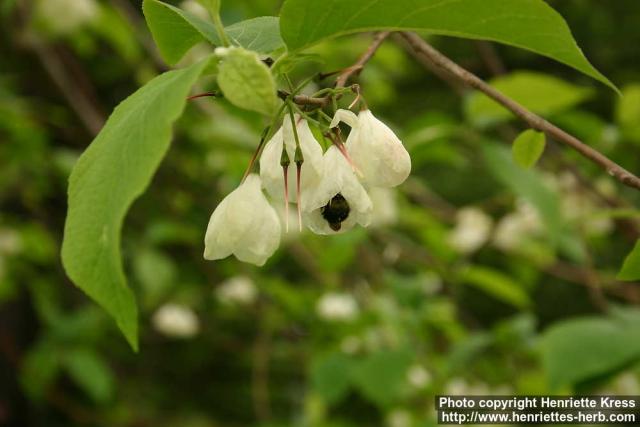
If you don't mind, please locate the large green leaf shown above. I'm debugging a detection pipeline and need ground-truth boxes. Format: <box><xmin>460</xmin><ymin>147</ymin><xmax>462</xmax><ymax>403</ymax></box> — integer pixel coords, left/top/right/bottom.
<box><xmin>61</xmin><ymin>58</ymin><xmax>213</xmax><ymax>350</ymax></box>
<box><xmin>466</xmin><ymin>72</ymin><xmax>594</xmax><ymax>126</ymax></box>
<box><xmin>542</xmin><ymin>311</ymin><xmax>640</xmax><ymax>390</ymax></box>
<box><xmin>226</xmin><ymin>17</ymin><xmax>285</xmax><ymax>54</ymax></box>
<box><xmin>279</xmin><ymin>0</ymin><xmax>614</xmax><ymax>90</ymax></box>
<box><xmin>143</xmin><ymin>0</ymin><xmax>217</xmax><ymax>65</ymax></box>
<box><xmin>143</xmin><ymin>0</ymin><xmax>283</xmax><ymax>64</ymax></box>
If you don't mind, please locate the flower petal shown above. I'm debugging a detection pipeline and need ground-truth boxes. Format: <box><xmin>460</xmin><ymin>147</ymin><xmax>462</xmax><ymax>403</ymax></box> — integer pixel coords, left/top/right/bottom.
<box><xmin>330</xmin><ymin>109</ymin><xmax>359</xmax><ymax>129</ymax></box>
<box><xmin>204</xmin><ymin>174</ymin><xmax>281</xmax><ymax>265</ymax></box>
<box><xmin>350</xmin><ymin>110</ymin><xmax>412</xmax><ymax>188</ymax></box>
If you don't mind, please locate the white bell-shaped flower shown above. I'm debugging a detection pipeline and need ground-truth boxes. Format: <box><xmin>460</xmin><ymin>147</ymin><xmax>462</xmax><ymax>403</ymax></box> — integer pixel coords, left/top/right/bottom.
<box><xmin>331</xmin><ymin>109</ymin><xmax>411</xmax><ymax>188</ymax></box>
<box><xmin>304</xmin><ymin>145</ymin><xmax>373</xmax><ymax>234</ymax></box>
<box><xmin>204</xmin><ymin>174</ymin><xmax>280</xmax><ymax>266</ymax></box>
<box><xmin>259</xmin><ymin>115</ymin><xmax>324</xmax><ymax>210</ymax></box>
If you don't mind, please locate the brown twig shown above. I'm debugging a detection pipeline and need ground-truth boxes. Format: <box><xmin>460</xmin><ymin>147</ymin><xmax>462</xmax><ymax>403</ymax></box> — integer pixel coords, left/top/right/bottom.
<box><xmin>400</xmin><ymin>32</ymin><xmax>640</xmax><ymax>192</ymax></box>
<box><xmin>335</xmin><ymin>31</ymin><xmax>390</xmax><ymax>88</ymax></box>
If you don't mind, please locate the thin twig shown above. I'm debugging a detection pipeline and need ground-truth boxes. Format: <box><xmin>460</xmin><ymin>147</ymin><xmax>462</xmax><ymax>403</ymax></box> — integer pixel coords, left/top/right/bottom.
<box><xmin>335</xmin><ymin>31</ymin><xmax>390</xmax><ymax>88</ymax></box>
<box><xmin>280</xmin><ymin>32</ymin><xmax>390</xmax><ymax>108</ymax></box>
<box><xmin>400</xmin><ymin>32</ymin><xmax>640</xmax><ymax>192</ymax></box>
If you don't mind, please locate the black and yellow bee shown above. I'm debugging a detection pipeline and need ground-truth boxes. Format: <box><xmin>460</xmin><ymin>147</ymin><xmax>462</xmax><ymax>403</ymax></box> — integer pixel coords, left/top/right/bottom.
<box><xmin>321</xmin><ymin>193</ymin><xmax>350</xmax><ymax>231</ymax></box>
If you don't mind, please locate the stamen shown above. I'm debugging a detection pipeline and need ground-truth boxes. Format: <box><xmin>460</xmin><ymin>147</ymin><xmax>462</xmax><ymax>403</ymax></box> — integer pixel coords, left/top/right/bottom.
<box><xmin>283</xmin><ymin>164</ymin><xmax>289</xmax><ymax>233</ymax></box>
<box><xmin>331</xmin><ymin>138</ymin><xmax>364</xmax><ymax>178</ymax></box>
<box><xmin>296</xmin><ymin>162</ymin><xmax>302</xmax><ymax>232</ymax></box>
<box><xmin>186</xmin><ymin>91</ymin><xmax>219</xmax><ymax>101</ymax></box>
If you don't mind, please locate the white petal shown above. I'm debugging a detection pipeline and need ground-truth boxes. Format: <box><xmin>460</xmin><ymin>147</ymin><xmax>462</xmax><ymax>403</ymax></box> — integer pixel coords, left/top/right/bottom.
<box><xmin>283</xmin><ymin>115</ymin><xmax>325</xmax><ymax>209</ymax></box>
<box><xmin>330</xmin><ymin>109</ymin><xmax>359</xmax><ymax>128</ymax></box>
<box><xmin>259</xmin><ymin>127</ymin><xmax>286</xmax><ymax>202</ymax></box>
<box><xmin>349</xmin><ymin>110</ymin><xmax>411</xmax><ymax>188</ymax></box>
<box><xmin>369</xmin><ymin>187</ymin><xmax>398</xmax><ymax>227</ymax></box>
<box><xmin>204</xmin><ymin>174</ymin><xmax>281</xmax><ymax>265</ymax></box>
<box><xmin>261</xmin><ymin>117</ymin><xmax>324</xmax><ymax>208</ymax></box>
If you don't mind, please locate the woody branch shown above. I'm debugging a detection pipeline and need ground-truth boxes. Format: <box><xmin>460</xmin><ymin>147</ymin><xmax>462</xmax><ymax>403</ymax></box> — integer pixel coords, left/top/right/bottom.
<box><xmin>400</xmin><ymin>32</ymin><xmax>640</xmax><ymax>192</ymax></box>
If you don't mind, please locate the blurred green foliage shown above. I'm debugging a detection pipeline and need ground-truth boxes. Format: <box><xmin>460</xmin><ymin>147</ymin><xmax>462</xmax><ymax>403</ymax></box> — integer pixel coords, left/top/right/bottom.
<box><xmin>2</xmin><ymin>0</ymin><xmax>640</xmax><ymax>426</ymax></box>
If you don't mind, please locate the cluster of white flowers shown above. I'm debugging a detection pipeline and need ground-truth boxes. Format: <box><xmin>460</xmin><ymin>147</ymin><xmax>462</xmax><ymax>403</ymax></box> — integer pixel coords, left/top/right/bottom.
<box><xmin>204</xmin><ymin>109</ymin><xmax>411</xmax><ymax>265</ymax></box>
<box><xmin>448</xmin><ymin>207</ymin><xmax>493</xmax><ymax>254</ymax></box>
<box><xmin>316</xmin><ymin>292</ymin><xmax>359</xmax><ymax>322</ymax></box>
<box><xmin>214</xmin><ymin>276</ymin><xmax>258</xmax><ymax>306</ymax></box>
<box><xmin>35</xmin><ymin>0</ymin><xmax>99</xmax><ymax>35</ymax></box>
<box><xmin>152</xmin><ymin>303</ymin><xmax>200</xmax><ymax>338</ymax></box>
<box><xmin>493</xmin><ymin>199</ymin><xmax>543</xmax><ymax>250</ymax></box>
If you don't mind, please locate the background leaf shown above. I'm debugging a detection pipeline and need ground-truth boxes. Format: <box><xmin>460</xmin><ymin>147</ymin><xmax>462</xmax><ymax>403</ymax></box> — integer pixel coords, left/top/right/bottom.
<box><xmin>617</xmin><ymin>239</ymin><xmax>640</xmax><ymax>281</ymax></box>
<box><xmin>459</xmin><ymin>265</ymin><xmax>531</xmax><ymax>309</ymax></box>
<box><xmin>61</xmin><ymin>58</ymin><xmax>213</xmax><ymax>350</ymax></box>
<box><xmin>311</xmin><ymin>352</ymin><xmax>354</xmax><ymax>405</ymax></box>
<box><xmin>279</xmin><ymin>0</ymin><xmax>615</xmax><ymax>89</ymax></box>
<box><xmin>483</xmin><ymin>143</ymin><xmax>562</xmax><ymax>245</ymax></box>
<box><xmin>542</xmin><ymin>311</ymin><xmax>640</xmax><ymax>390</ymax></box>
<box><xmin>62</xmin><ymin>347</ymin><xmax>114</xmax><ymax>403</ymax></box>
<box><xmin>216</xmin><ymin>47</ymin><xmax>279</xmax><ymax>116</ymax></box>
<box><xmin>352</xmin><ymin>350</ymin><xmax>412</xmax><ymax>407</ymax></box>
<box><xmin>466</xmin><ymin>72</ymin><xmax>593</xmax><ymax>126</ymax></box>
<box><xmin>512</xmin><ymin>129</ymin><xmax>546</xmax><ymax>169</ymax></box>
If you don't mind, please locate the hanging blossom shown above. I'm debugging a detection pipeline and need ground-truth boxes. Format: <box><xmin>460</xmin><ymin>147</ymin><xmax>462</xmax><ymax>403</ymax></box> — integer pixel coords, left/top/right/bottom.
<box><xmin>203</xmin><ymin>106</ymin><xmax>412</xmax><ymax>264</ymax></box>
<box><xmin>330</xmin><ymin>109</ymin><xmax>411</xmax><ymax>188</ymax></box>
<box><xmin>304</xmin><ymin>145</ymin><xmax>373</xmax><ymax>235</ymax></box>
<box><xmin>259</xmin><ymin>114</ymin><xmax>324</xmax><ymax>212</ymax></box>
<box><xmin>204</xmin><ymin>174</ymin><xmax>280</xmax><ymax>266</ymax></box>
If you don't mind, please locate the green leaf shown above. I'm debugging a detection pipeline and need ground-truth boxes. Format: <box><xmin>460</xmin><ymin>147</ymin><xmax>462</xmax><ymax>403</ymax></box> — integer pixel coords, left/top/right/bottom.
<box><xmin>143</xmin><ymin>0</ymin><xmax>218</xmax><ymax>65</ymax></box>
<box><xmin>216</xmin><ymin>47</ymin><xmax>279</xmax><ymax>116</ymax></box>
<box><xmin>20</xmin><ymin>341</ymin><xmax>61</xmax><ymax>401</ymax></box>
<box><xmin>459</xmin><ymin>265</ymin><xmax>531</xmax><ymax>309</ymax></box>
<box><xmin>617</xmin><ymin>239</ymin><xmax>640</xmax><ymax>281</ymax></box>
<box><xmin>512</xmin><ymin>129</ymin><xmax>546</xmax><ymax>169</ymax></box>
<box><xmin>61</xmin><ymin>58</ymin><xmax>213</xmax><ymax>350</ymax></box>
<box><xmin>311</xmin><ymin>352</ymin><xmax>354</xmax><ymax>405</ymax></box>
<box><xmin>542</xmin><ymin>312</ymin><xmax>640</xmax><ymax>390</ymax></box>
<box><xmin>617</xmin><ymin>84</ymin><xmax>640</xmax><ymax>128</ymax></box>
<box><xmin>226</xmin><ymin>17</ymin><xmax>285</xmax><ymax>54</ymax></box>
<box><xmin>279</xmin><ymin>0</ymin><xmax>615</xmax><ymax>90</ymax></box>
<box><xmin>63</xmin><ymin>347</ymin><xmax>114</xmax><ymax>403</ymax></box>
<box><xmin>196</xmin><ymin>0</ymin><xmax>219</xmax><ymax>15</ymax></box>
<box><xmin>143</xmin><ymin>0</ymin><xmax>283</xmax><ymax>64</ymax></box>
<box><xmin>352</xmin><ymin>350</ymin><xmax>413</xmax><ymax>407</ymax></box>
<box><xmin>466</xmin><ymin>72</ymin><xmax>593</xmax><ymax>126</ymax></box>
<box><xmin>616</xmin><ymin>84</ymin><xmax>640</xmax><ymax>144</ymax></box>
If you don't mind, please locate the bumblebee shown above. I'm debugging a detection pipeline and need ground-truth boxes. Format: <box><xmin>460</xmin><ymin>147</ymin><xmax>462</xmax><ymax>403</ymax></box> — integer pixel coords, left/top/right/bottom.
<box><xmin>321</xmin><ymin>193</ymin><xmax>351</xmax><ymax>231</ymax></box>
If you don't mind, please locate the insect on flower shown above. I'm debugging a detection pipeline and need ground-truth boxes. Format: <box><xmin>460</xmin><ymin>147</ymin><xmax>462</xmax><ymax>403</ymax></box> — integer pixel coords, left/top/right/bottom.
<box><xmin>320</xmin><ymin>193</ymin><xmax>351</xmax><ymax>231</ymax></box>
